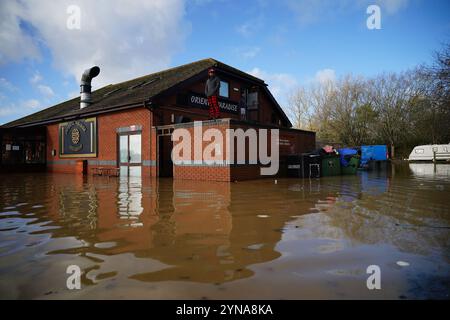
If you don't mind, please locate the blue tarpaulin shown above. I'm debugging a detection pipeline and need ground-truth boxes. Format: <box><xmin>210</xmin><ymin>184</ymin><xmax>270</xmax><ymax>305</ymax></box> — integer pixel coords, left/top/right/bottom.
<box><xmin>360</xmin><ymin>145</ymin><xmax>388</xmax><ymax>166</ymax></box>
<box><xmin>338</xmin><ymin>148</ymin><xmax>358</xmax><ymax>167</ymax></box>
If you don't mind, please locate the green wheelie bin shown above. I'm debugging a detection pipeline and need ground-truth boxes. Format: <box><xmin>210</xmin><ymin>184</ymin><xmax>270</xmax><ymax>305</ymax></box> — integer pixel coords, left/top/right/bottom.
<box><xmin>321</xmin><ymin>155</ymin><xmax>341</xmax><ymax>176</ymax></box>
<box><xmin>341</xmin><ymin>156</ymin><xmax>360</xmax><ymax>175</ymax></box>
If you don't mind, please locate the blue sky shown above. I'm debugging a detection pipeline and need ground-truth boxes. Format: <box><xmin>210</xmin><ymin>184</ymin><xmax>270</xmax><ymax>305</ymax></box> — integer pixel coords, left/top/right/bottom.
<box><xmin>0</xmin><ymin>0</ymin><xmax>449</xmax><ymax>125</ymax></box>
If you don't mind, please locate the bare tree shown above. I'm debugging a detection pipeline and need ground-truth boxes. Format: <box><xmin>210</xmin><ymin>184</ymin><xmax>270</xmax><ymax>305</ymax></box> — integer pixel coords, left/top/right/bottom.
<box><xmin>366</xmin><ymin>71</ymin><xmax>421</xmax><ymax>158</ymax></box>
<box><xmin>288</xmin><ymin>79</ymin><xmax>335</xmax><ymax>133</ymax></box>
<box><xmin>284</xmin><ymin>43</ymin><xmax>449</xmax><ymax>157</ymax></box>
<box><xmin>288</xmin><ymin>87</ymin><xmax>314</xmax><ymax>130</ymax></box>
<box><xmin>423</xmin><ymin>43</ymin><xmax>450</xmax><ymax>143</ymax></box>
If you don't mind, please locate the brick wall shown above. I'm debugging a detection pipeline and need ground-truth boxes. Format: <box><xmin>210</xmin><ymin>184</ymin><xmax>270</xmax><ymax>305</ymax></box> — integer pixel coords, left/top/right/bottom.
<box><xmin>169</xmin><ymin>119</ymin><xmax>315</xmax><ymax>181</ymax></box>
<box><xmin>171</xmin><ymin>120</ymin><xmax>230</xmax><ymax>181</ymax></box>
<box><xmin>46</xmin><ymin>107</ymin><xmax>152</xmax><ymax>174</ymax></box>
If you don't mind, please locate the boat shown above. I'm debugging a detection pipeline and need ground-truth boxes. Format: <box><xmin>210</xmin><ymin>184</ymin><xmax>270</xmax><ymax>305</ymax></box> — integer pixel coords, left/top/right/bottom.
<box><xmin>408</xmin><ymin>144</ymin><xmax>450</xmax><ymax>161</ymax></box>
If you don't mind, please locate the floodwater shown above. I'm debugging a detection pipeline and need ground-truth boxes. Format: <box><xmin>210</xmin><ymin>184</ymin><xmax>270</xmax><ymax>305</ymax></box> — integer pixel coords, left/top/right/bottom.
<box><xmin>0</xmin><ymin>163</ymin><xmax>449</xmax><ymax>299</ymax></box>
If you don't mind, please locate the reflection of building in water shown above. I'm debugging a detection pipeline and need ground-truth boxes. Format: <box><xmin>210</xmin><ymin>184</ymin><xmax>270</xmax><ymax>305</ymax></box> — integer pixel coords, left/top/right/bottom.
<box><xmin>117</xmin><ymin>173</ymin><xmax>144</xmax><ymax>220</ymax></box>
<box><xmin>37</xmin><ymin>172</ymin><xmax>450</xmax><ymax>284</ymax></box>
<box><xmin>130</xmin><ymin>179</ymin><xmax>321</xmax><ymax>283</ymax></box>
<box><xmin>40</xmin><ymin>175</ymin><xmax>306</xmax><ymax>284</ymax></box>
<box><xmin>43</xmin><ymin>173</ymin><xmax>155</xmax><ymax>252</ymax></box>
<box><xmin>52</xmin><ymin>174</ymin><xmax>99</xmax><ymax>231</ymax></box>
<box><xmin>131</xmin><ymin>179</ymin><xmax>238</xmax><ymax>282</ymax></box>
<box><xmin>409</xmin><ymin>163</ymin><xmax>450</xmax><ymax>180</ymax></box>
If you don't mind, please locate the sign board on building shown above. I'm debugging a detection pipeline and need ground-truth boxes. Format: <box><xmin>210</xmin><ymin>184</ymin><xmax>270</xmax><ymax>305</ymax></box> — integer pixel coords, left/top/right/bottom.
<box><xmin>177</xmin><ymin>92</ymin><xmax>239</xmax><ymax>114</ymax></box>
<box><xmin>59</xmin><ymin>118</ymin><xmax>97</xmax><ymax>157</ymax></box>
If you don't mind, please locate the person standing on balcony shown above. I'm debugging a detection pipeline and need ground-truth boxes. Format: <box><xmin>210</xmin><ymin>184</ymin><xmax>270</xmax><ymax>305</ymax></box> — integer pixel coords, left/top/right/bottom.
<box><xmin>205</xmin><ymin>68</ymin><xmax>220</xmax><ymax>119</ymax></box>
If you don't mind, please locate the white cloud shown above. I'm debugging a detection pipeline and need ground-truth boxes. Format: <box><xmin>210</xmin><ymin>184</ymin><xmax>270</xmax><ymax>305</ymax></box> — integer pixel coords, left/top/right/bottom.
<box><xmin>247</xmin><ymin>67</ymin><xmax>298</xmax><ymax>109</ymax></box>
<box><xmin>285</xmin><ymin>0</ymin><xmax>339</xmax><ymax>25</ymax></box>
<box><xmin>236</xmin><ymin>15</ymin><xmax>264</xmax><ymax>37</ymax></box>
<box><xmin>29</xmin><ymin>72</ymin><xmax>43</xmax><ymax>85</ymax></box>
<box><xmin>285</xmin><ymin>0</ymin><xmax>410</xmax><ymax>25</ymax></box>
<box><xmin>0</xmin><ymin>1</ymin><xmax>41</xmax><ymax>64</ymax></box>
<box><xmin>314</xmin><ymin>68</ymin><xmax>336</xmax><ymax>84</ymax></box>
<box><xmin>234</xmin><ymin>46</ymin><xmax>261</xmax><ymax>59</ymax></box>
<box><xmin>23</xmin><ymin>99</ymin><xmax>41</xmax><ymax>109</ymax></box>
<box><xmin>28</xmin><ymin>70</ymin><xmax>55</xmax><ymax>99</ymax></box>
<box><xmin>188</xmin><ymin>0</ymin><xmax>215</xmax><ymax>5</ymax></box>
<box><xmin>0</xmin><ymin>0</ymin><xmax>190</xmax><ymax>88</ymax></box>
<box><xmin>0</xmin><ymin>77</ymin><xmax>18</xmax><ymax>92</ymax></box>
<box><xmin>68</xmin><ymin>91</ymin><xmax>79</xmax><ymax>99</ymax></box>
<box><xmin>236</xmin><ymin>23</ymin><xmax>254</xmax><ymax>37</ymax></box>
<box><xmin>267</xmin><ymin>25</ymin><xmax>288</xmax><ymax>46</ymax></box>
<box><xmin>0</xmin><ymin>106</ymin><xmax>18</xmax><ymax>117</ymax></box>
<box><xmin>376</xmin><ymin>0</ymin><xmax>409</xmax><ymax>14</ymax></box>
<box><xmin>37</xmin><ymin>84</ymin><xmax>55</xmax><ymax>98</ymax></box>
<box><xmin>0</xmin><ymin>99</ymin><xmax>42</xmax><ymax>119</ymax></box>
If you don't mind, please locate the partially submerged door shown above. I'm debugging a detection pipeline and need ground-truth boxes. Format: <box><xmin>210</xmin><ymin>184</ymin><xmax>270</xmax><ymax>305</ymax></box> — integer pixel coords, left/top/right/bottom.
<box><xmin>158</xmin><ymin>135</ymin><xmax>173</xmax><ymax>177</ymax></box>
<box><xmin>119</xmin><ymin>133</ymin><xmax>142</xmax><ymax>176</ymax></box>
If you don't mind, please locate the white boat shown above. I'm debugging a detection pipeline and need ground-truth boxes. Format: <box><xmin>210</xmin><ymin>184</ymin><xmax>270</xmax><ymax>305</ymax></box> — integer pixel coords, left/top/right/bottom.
<box><xmin>408</xmin><ymin>144</ymin><xmax>450</xmax><ymax>161</ymax></box>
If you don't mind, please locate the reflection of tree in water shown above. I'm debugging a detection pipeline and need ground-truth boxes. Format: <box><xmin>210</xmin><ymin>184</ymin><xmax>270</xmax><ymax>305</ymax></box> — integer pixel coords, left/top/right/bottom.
<box><xmin>13</xmin><ymin>171</ymin><xmax>445</xmax><ymax>285</ymax></box>
<box><xmin>309</xmin><ymin>171</ymin><xmax>450</xmax><ymax>257</ymax></box>
<box><xmin>2</xmin><ymin>168</ymin><xmax>449</xmax><ymax>298</ymax></box>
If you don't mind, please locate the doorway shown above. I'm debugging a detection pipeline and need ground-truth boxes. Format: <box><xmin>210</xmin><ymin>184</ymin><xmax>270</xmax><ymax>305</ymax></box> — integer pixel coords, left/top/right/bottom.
<box><xmin>118</xmin><ymin>133</ymin><xmax>142</xmax><ymax>176</ymax></box>
<box><xmin>158</xmin><ymin>135</ymin><xmax>173</xmax><ymax>177</ymax></box>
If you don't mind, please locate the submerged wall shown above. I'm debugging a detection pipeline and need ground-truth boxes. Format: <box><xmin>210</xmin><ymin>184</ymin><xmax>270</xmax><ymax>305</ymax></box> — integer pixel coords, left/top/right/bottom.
<box><xmin>169</xmin><ymin>119</ymin><xmax>315</xmax><ymax>181</ymax></box>
<box><xmin>46</xmin><ymin>107</ymin><xmax>153</xmax><ymax>175</ymax></box>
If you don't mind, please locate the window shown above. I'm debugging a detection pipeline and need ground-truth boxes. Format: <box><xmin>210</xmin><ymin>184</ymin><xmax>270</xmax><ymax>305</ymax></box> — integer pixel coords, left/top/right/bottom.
<box><xmin>247</xmin><ymin>91</ymin><xmax>258</xmax><ymax>110</ymax></box>
<box><xmin>220</xmin><ymin>81</ymin><xmax>229</xmax><ymax>98</ymax></box>
<box><xmin>1</xmin><ymin>136</ymin><xmax>46</xmax><ymax>165</ymax></box>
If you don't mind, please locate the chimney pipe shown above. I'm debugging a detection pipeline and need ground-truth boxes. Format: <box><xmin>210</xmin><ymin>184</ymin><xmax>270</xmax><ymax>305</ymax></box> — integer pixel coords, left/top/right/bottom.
<box><xmin>80</xmin><ymin>66</ymin><xmax>100</xmax><ymax>109</ymax></box>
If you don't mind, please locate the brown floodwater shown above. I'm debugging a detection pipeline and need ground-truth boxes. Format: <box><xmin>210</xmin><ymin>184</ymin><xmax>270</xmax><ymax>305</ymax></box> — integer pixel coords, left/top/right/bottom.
<box><xmin>0</xmin><ymin>163</ymin><xmax>449</xmax><ymax>299</ymax></box>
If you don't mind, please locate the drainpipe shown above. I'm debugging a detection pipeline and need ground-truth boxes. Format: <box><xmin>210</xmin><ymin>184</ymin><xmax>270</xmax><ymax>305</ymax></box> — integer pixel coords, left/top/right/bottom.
<box><xmin>80</xmin><ymin>66</ymin><xmax>100</xmax><ymax>109</ymax></box>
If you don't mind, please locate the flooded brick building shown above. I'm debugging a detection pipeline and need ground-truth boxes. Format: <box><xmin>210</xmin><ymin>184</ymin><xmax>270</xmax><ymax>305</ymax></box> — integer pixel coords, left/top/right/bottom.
<box><xmin>0</xmin><ymin>58</ymin><xmax>315</xmax><ymax>181</ymax></box>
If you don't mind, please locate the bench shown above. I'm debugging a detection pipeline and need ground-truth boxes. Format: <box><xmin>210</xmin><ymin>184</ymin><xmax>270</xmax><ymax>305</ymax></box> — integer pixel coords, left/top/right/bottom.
<box><xmin>92</xmin><ymin>167</ymin><xmax>105</xmax><ymax>176</ymax></box>
<box><xmin>106</xmin><ymin>167</ymin><xmax>120</xmax><ymax>177</ymax></box>
<box><xmin>92</xmin><ymin>167</ymin><xmax>120</xmax><ymax>177</ymax></box>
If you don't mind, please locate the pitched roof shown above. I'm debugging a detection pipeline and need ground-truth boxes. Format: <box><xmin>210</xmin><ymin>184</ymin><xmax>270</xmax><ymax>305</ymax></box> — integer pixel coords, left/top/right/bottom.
<box><xmin>2</xmin><ymin>58</ymin><xmax>292</xmax><ymax>128</ymax></box>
